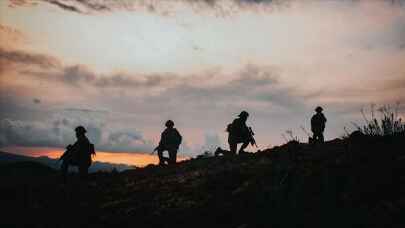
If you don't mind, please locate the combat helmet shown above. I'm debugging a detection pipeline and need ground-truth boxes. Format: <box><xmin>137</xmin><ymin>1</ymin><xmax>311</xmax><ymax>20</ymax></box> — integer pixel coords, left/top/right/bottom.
<box><xmin>315</xmin><ymin>106</ymin><xmax>323</xmax><ymax>113</ymax></box>
<box><xmin>238</xmin><ymin>111</ymin><xmax>249</xmax><ymax>118</ymax></box>
<box><xmin>75</xmin><ymin>126</ymin><xmax>87</xmax><ymax>134</ymax></box>
<box><xmin>165</xmin><ymin>120</ymin><xmax>175</xmax><ymax>128</ymax></box>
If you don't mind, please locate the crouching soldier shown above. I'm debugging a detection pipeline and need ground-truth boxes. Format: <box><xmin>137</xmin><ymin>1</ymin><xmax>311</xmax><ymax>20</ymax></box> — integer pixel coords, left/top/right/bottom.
<box><xmin>154</xmin><ymin>120</ymin><xmax>182</xmax><ymax>165</ymax></box>
<box><xmin>311</xmin><ymin>106</ymin><xmax>327</xmax><ymax>144</ymax></box>
<box><xmin>60</xmin><ymin>126</ymin><xmax>95</xmax><ymax>182</ymax></box>
<box><xmin>227</xmin><ymin>111</ymin><xmax>256</xmax><ymax>155</ymax></box>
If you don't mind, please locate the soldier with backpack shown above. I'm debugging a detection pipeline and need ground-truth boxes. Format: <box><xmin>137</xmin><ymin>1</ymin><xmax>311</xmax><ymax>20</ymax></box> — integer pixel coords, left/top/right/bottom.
<box><xmin>154</xmin><ymin>120</ymin><xmax>182</xmax><ymax>165</ymax></box>
<box><xmin>227</xmin><ymin>111</ymin><xmax>256</xmax><ymax>155</ymax></box>
<box><xmin>311</xmin><ymin>106</ymin><xmax>327</xmax><ymax>143</ymax></box>
<box><xmin>60</xmin><ymin>126</ymin><xmax>95</xmax><ymax>182</ymax></box>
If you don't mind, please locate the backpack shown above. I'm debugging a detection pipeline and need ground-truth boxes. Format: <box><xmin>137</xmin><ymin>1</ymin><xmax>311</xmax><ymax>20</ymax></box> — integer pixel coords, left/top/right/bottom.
<box><xmin>226</xmin><ymin>119</ymin><xmax>240</xmax><ymax>133</ymax></box>
<box><xmin>226</xmin><ymin>121</ymin><xmax>235</xmax><ymax>133</ymax></box>
<box><xmin>173</xmin><ymin>129</ymin><xmax>182</xmax><ymax>146</ymax></box>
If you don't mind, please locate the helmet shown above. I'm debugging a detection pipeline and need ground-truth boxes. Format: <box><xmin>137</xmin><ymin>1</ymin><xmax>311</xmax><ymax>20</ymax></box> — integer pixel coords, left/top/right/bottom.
<box><xmin>165</xmin><ymin>120</ymin><xmax>174</xmax><ymax>127</ymax></box>
<box><xmin>315</xmin><ymin>106</ymin><xmax>323</xmax><ymax>112</ymax></box>
<box><xmin>75</xmin><ymin>126</ymin><xmax>87</xmax><ymax>134</ymax></box>
<box><xmin>238</xmin><ymin>111</ymin><xmax>249</xmax><ymax>118</ymax></box>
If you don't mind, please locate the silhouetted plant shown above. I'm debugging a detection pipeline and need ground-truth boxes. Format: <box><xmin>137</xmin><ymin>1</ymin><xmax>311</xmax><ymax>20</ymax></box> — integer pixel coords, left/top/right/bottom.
<box><xmin>353</xmin><ymin>103</ymin><xmax>405</xmax><ymax>136</ymax></box>
<box><xmin>282</xmin><ymin>129</ymin><xmax>300</xmax><ymax>143</ymax></box>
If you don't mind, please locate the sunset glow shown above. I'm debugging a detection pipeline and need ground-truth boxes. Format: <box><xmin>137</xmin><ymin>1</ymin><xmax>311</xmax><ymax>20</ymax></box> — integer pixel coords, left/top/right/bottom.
<box><xmin>1</xmin><ymin>0</ymin><xmax>404</xmax><ymax>160</ymax></box>
<box><xmin>3</xmin><ymin>146</ymin><xmax>189</xmax><ymax>167</ymax></box>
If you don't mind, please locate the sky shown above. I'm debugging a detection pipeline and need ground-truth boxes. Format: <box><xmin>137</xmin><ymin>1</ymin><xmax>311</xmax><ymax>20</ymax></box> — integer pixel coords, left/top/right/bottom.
<box><xmin>1</xmin><ymin>0</ymin><xmax>405</xmax><ymax>165</ymax></box>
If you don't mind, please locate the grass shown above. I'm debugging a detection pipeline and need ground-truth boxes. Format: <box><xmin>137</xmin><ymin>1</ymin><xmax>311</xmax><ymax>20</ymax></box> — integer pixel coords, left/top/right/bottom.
<box><xmin>352</xmin><ymin>103</ymin><xmax>405</xmax><ymax>137</ymax></box>
<box><xmin>282</xmin><ymin>129</ymin><xmax>300</xmax><ymax>143</ymax></box>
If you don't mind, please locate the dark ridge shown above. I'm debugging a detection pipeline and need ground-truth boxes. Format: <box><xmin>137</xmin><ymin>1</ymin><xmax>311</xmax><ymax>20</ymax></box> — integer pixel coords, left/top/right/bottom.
<box><xmin>1</xmin><ymin>134</ymin><xmax>404</xmax><ymax>227</ymax></box>
<box><xmin>0</xmin><ymin>161</ymin><xmax>55</xmax><ymax>176</ymax></box>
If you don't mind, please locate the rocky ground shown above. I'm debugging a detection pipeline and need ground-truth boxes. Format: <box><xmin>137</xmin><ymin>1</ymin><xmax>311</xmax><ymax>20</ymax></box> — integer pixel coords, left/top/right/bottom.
<box><xmin>1</xmin><ymin>133</ymin><xmax>404</xmax><ymax>228</ymax></box>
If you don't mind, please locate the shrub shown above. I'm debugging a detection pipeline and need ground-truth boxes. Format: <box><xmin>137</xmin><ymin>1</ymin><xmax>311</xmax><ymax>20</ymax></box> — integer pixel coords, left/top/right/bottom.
<box><xmin>282</xmin><ymin>129</ymin><xmax>300</xmax><ymax>143</ymax></box>
<box><xmin>352</xmin><ymin>103</ymin><xmax>405</xmax><ymax>136</ymax></box>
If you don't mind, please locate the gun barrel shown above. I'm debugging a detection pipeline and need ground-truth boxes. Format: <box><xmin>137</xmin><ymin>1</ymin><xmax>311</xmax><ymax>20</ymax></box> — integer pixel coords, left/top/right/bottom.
<box><xmin>248</xmin><ymin>127</ymin><xmax>258</xmax><ymax>147</ymax></box>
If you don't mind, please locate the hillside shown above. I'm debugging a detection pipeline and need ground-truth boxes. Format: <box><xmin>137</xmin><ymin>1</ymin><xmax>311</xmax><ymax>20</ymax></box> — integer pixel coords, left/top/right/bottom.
<box><xmin>1</xmin><ymin>134</ymin><xmax>404</xmax><ymax>228</ymax></box>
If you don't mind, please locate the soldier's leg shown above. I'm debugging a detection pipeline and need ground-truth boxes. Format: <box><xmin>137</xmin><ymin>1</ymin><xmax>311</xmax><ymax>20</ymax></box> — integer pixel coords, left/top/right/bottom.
<box><xmin>168</xmin><ymin>149</ymin><xmax>177</xmax><ymax>165</ymax></box>
<box><xmin>61</xmin><ymin>161</ymin><xmax>68</xmax><ymax>183</ymax></box>
<box><xmin>229</xmin><ymin>141</ymin><xmax>237</xmax><ymax>155</ymax></box>
<box><xmin>157</xmin><ymin>149</ymin><xmax>165</xmax><ymax>165</ymax></box>
<box><xmin>238</xmin><ymin>140</ymin><xmax>249</xmax><ymax>154</ymax></box>
<box><xmin>79</xmin><ymin>165</ymin><xmax>88</xmax><ymax>180</ymax></box>
<box><xmin>319</xmin><ymin>132</ymin><xmax>325</xmax><ymax>143</ymax></box>
<box><xmin>313</xmin><ymin>132</ymin><xmax>322</xmax><ymax>143</ymax></box>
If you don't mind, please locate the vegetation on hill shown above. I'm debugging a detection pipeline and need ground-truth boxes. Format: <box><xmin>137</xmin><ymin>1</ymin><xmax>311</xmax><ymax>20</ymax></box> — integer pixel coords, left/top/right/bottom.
<box><xmin>1</xmin><ymin>131</ymin><xmax>404</xmax><ymax>227</ymax></box>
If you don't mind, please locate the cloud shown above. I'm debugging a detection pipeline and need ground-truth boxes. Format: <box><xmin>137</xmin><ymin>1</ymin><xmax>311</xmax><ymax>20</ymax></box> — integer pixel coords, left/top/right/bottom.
<box><xmin>0</xmin><ymin>24</ymin><xmax>26</xmax><ymax>47</ymax></box>
<box><xmin>0</xmin><ymin>118</ymin><xmax>65</xmax><ymax>148</ymax></box>
<box><xmin>7</xmin><ymin>0</ymin><xmax>405</xmax><ymax>16</ymax></box>
<box><xmin>8</xmin><ymin>0</ymin><xmax>278</xmax><ymax>14</ymax></box>
<box><xmin>11</xmin><ymin>52</ymin><xmax>281</xmax><ymax>94</ymax></box>
<box><xmin>0</xmin><ymin>112</ymin><xmax>154</xmax><ymax>153</ymax></box>
<box><xmin>201</xmin><ymin>132</ymin><xmax>223</xmax><ymax>152</ymax></box>
<box><xmin>30</xmin><ymin>0</ymin><xmax>109</xmax><ymax>14</ymax></box>
<box><xmin>0</xmin><ymin>90</ymin><xmax>53</xmax><ymax>121</ymax></box>
<box><xmin>141</xmin><ymin>64</ymin><xmax>302</xmax><ymax>115</ymax></box>
<box><xmin>63</xmin><ymin>108</ymin><xmax>108</xmax><ymax>114</ymax></box>
<box><xmin>45</xmin><ymin>0</ymin><xmax>83</xmax><ymax>13</ymax></box>
<box><xmin>0</xmin><ymin>48</ymin><xmax>61</xmax><ymax>71</ymax></box>
<box><xmin>93</xmin><ymin>73</ymin><xmax>177</xmax><ymax>88</ymax></box>
<box><xmin>101</xmin><ymin>130</ymin><xmax>152</xmax><ymax>152</ymax></box>
<box><xmin>33</xmin><ymin>98</ymin><xmax>41</xmax><ymax>104</ymax></box>
<box><xmin>16</xmin><ymin>61</ymin><xmax>176</xmax><ymax>89</ymax></box>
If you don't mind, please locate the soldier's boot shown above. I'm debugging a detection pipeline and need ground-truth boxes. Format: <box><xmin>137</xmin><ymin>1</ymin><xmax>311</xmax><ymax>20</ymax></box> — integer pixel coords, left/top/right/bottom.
<box><xmin>229</xmin><ymin>143</ymin><xmax>237</xmax><ymax>155</ymax></box>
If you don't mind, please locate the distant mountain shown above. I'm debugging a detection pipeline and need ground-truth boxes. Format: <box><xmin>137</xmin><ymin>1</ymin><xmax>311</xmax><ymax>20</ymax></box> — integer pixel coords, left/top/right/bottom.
<box><xmin>0</xmin><ymin>151</ymin><xmax>135</xmax><ymax>172</ymax></box>
<box><xmin>0</xmin><ymin>151</ymin><xmax>34</xmax><ymax>163</ymax></box>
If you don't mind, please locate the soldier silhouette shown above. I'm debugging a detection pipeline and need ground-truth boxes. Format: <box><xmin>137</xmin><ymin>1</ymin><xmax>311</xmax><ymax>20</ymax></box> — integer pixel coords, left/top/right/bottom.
<box><xmin>60</xmin><ymin>126</ymin><xmax>95</xmax><ymax>182</ymax></box>
<box><xmin>311</xmin><ymin>106</ymin><xmax>327</xmax><ymax>143</ymax></box>
<box><xmin>227</xmin><ymin>111</ymin><xmax>255</xmax><ymax>155</ymax></box>
<box><xmin>154</xmin><ymin>120</ymin><xmax>182</xmax><ymax>165</ymax></box>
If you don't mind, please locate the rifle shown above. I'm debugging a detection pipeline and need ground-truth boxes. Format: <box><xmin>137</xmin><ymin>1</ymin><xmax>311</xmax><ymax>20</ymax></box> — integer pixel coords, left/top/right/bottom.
<box><xmin>248</xmin><ymin>127</ymin><xmax>258</xmax><ymax>148</ymax></box>
<box><xmin>151</xmin><ymin>145</ymin><xmax>161</xmax><ymax>155</ymax></box>
<box><xmin>59</xmin><ymin>145</ymin><xmax>73</xmax><ymax>161</ymax></box>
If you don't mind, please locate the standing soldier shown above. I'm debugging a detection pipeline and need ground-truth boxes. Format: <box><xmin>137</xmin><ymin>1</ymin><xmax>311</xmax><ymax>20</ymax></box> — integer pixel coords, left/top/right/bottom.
<box><xmin>154</xmin><ymin>120</ymin><xmax>182</xmax><ymax>165</ymax></box>
<box><xmin>311</xmin><ymin>106</ymin><xmax>327</xmax><ymax>143</ymax></box>
<box><xmin>227</xmin><ymin>111</ymin><xmax>255</xmax><ymax>155</ymax></box>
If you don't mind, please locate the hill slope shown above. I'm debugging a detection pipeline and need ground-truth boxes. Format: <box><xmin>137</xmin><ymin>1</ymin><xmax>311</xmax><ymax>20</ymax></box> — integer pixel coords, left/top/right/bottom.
<box><xmin>1</xmin><ymin>135</ymin><xmax>404</xmax><ymax>227</ymax></box>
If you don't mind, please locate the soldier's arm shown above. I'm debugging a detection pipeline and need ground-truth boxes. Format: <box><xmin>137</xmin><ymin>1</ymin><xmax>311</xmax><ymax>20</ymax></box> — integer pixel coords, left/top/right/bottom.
<box><xmin>70</xmin><ymin>142</ymin><xmax>80</xmax><ymax>153</ymax></box>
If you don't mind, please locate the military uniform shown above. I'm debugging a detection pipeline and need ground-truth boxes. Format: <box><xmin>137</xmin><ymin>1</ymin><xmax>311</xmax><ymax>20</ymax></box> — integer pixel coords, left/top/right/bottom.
<box><xmin>227</xmin><ymin>111</ymin><xmax>251</xmax><ymax>154</ymax></box>
<box><xmin>156</xmin><ymin>121</ymin><xmax>182</xmax><ymax>165</ymax></box>
<box><xmin>311</xmin><ymin>107</ymin><xmax>327</xmax><ymax>143</ymax></box>
<box><xmin>60</xmin><ymin>126</ymin><xmax>94</xmax><ymax>182</ymax></box>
